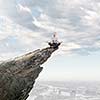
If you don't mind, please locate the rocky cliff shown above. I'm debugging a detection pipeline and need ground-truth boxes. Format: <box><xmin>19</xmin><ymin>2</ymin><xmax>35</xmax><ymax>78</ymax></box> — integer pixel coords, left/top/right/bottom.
<box><xmin>0</xmin><ymin>45</ymin><xmax>59</xmax><ymax>100</ymax></box>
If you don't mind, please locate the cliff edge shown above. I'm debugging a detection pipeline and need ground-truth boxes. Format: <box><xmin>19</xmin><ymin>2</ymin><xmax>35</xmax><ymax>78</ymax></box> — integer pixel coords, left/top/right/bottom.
<box><xmin>0</xmin><ymin>45</ymin><xmax>60</xmax><ymax>100</ymax></box>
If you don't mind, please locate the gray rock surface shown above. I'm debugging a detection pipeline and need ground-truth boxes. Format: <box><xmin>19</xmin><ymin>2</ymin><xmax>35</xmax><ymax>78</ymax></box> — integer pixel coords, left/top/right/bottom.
<box><xmin>0</xmin><ymin>46</ymin><xmax>59</xmax><ymax>100</ymax></box>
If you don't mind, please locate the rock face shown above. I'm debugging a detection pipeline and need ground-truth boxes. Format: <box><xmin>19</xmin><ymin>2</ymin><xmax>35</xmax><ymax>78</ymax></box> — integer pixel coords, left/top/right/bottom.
<box><xmin>0</xmin><ymin>46</ymin><xmax>59</xmax><ymax>100</ymax></box>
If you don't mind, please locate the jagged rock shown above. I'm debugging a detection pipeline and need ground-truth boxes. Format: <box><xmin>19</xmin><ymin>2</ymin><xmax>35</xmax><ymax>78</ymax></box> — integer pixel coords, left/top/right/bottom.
<box><xmin>0</xmin><ymin>46</ymin><xmax>59</xmax><ymax>100</ymax></box>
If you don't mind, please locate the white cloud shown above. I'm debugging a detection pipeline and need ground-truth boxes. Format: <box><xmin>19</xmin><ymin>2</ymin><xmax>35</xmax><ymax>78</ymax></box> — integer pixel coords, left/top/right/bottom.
<box><xmin>17</xmin><ymin>4</ymin><xmax>32</xmax><ymax>14</ymax></box>
<box><xmin>0</xmin><ymin>0</ymin><xmax>100</xmax><ymax>59</ymax></box>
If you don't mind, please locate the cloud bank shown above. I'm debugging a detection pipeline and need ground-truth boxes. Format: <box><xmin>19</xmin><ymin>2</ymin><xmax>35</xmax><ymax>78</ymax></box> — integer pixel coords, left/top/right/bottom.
<box><xmin>0</xmin><ymin>0</ymin><xmax>100</xmax><ymax>59</ymax></box>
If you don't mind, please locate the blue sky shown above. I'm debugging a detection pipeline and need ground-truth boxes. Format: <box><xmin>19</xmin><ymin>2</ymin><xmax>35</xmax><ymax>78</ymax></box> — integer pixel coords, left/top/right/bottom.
<box><xmin>0</xmin><ymin>0</ymin><xmax>100</xmax><ymax>81</ymax></box>
<box><xmin>40</xmin><ymin>52</ymin><xmax>100</xmax><ymax>81</ymax></box>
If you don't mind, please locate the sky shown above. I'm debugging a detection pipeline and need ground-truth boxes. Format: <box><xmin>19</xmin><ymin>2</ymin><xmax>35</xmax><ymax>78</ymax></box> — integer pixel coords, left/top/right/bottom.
<box><xmin>0</xmin><ymin>0</ymin><xmax>100</xmax><ymax>81</ymax></box>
